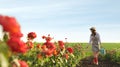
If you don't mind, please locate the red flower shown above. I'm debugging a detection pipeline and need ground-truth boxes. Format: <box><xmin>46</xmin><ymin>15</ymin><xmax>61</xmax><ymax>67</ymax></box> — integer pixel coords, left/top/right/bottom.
<box><xmin>7</xmin><ymin>37</ymin><xmax>27</xmax><ymax>53</ymax></box>
<box><xmin>66</xmin><ymin>47</ymin><xmax>73</xmax><ymax>53</ymax></box>
<box><xmin>42</xmin><ymin>34</ymin><xmax>53</xmax><ymax>42</ymax></box>
<box><xmin>27</xmin><ymin>32</ymin><xmax>37</xmax><ymax>40</ymax></box>
<box><xmin>42</xmin><ymin>36</ymin><xmax>46</xmax><ymax>39</ymax></box>
<box><xmin>37</xmin><ymin>54</ymin><xmax>42</xmax><ymax>59</ymax></box>
<box><xmin>63</xmin><ymin>54</ymin><xmax>69</xmax><ymax>59</ymax></box>
<box><xmin>26</xmin><ymin>41</ymin><xmax>34</xmax><ymax>49</ymax></box>
<box><xmin>45</xmin><ymin>37</ymin><xmax>52</xmax><ymax>42</ymax></box>
<box><xmin>53</xmin><ymin>50</ymin><xmax>58</xmax><ymax>56</ymax></box>
<box><xmin>18</xmin><ymin>60</ymin><xmax>29</xmax><ymax>67</ymax></box>
<box><xmin>58</xmin><ymin>41</ymin><xmax>65</xmax><ymax>49</ymax></box>
<box><xmin>45</xmin><ymin>50</ymin><xmax>53</xmax><ymax>57</ymax></box>
<box><xmin>36</xmin><ymin>44</ymin><xmax>41</xmax><ymax>49</ymax></box>
<box><xmin>41</xmin><ymin>45</ymin><xmax>47</xmax><ymax>51</ymax></box>
<box><xmin>44</xmin><ymin>42</ymin><xmax>56</xmax><ymax>50</ymax></box>
<box><xmin>10</xmin><ymin>32</ymin><xmax>23</xmax><ymax>38</ymax></box>
<box><xmin>42</xmin><ymin>42</ymin><xmax>56</xmax><ymax>57</ymax></box>
<box><xmin>0</xmin><ymin>15</ymin><xmax>21</xmax><ymax>34</ymax></box>
<box><xmin>42</xmin><ymin>34</ymin><xmax>56</xmax><ymax>57</ymax></box>
<box><xmin>0</xmin><ymin>15</ymin><xmax>28</xmax><ymax>54</ymax></box>
<box><xmin>67</xmin><ymin>47</ymin><xmax>73</xmax><ymax>53</ymax></box>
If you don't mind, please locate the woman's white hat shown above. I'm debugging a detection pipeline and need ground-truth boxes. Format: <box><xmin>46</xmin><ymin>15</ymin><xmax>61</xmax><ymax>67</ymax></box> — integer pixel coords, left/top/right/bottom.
<box><xmin>90</xmin><ymin>27</ymin><xmax>96</xmax><ymax>31</ymax></box>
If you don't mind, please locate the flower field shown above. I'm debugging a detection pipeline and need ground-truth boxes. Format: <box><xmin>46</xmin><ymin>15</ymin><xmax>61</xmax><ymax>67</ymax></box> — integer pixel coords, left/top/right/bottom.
<box><xmin>0</xmin><ymin>15</ymin><xmax>120</xmax><ymax>67</ymax></box>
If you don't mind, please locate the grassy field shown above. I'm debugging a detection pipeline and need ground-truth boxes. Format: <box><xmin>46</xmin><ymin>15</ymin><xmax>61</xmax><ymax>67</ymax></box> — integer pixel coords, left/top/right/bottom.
<box><xmin>68</xmin><ymin>43</ymin><xmax>120</xmax><ymax>49</ymax></box>
<box><xmin>67</xmin><ymin>43</ymin><xmax>120</xmax><ymax>56</ymax></box>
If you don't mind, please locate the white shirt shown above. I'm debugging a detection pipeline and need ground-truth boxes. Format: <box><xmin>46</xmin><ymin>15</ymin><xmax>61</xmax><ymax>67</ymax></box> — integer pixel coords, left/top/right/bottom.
<box><xmin>89</xmin><ymin>32</ymin><xmax>101</xmax><ymax>45</ymax></box>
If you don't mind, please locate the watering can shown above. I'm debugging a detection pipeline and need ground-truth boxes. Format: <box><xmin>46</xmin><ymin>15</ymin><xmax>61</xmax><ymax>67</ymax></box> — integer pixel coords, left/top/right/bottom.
<box><xmin>100</xmin><ymin>48</ymin><xmax>106</xmax><ymax>55</ymax></box>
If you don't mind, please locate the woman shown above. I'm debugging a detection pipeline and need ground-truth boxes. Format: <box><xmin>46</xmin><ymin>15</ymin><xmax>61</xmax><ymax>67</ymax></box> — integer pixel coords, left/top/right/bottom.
<box><xmin>87</xmin><ymin>27</ymin><xmax>101</xmax><ymax>65</ymax></box>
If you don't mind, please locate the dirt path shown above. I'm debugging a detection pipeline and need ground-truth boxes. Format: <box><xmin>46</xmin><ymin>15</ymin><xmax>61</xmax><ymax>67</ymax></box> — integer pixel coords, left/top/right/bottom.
<box><xmin>76</xmin><ymin>56</ymin><xmax>120</xmax><ymax>67</ymax></box>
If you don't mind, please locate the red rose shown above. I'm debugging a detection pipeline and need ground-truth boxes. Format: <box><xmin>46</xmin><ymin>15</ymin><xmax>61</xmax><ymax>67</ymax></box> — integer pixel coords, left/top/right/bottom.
<box><xmin>63</xmin><ymin>54</ymin><xmax>69</xmax><ymax>59</ymax></box>
<box><xmin>7</xmin><ymin>37</ymin><xmax>27</xmax><ymax>53</ymax></box>
<box><xmin>66</xmin><ymin>47</ymin><xmax>73</xmax><ymax>53</ymax></box>
<box><xmin>53</xmin><ymin>50</ymin><xmax>58</xmax><ymax>56</ymax></box>
<box><xmin>27</xmin><ymin>32</ymin><xmax>37</xmax><ymax>40</ymax></box>
<box><xmin>42</xmin><ymin>36</ymin><xmax>46</xmax><ymax>39</ymax></box>
<box><xmin>36</xmin><ymin>44</ymin><xmax>41</xmax><ymax>49</ymax></box>
<box><xmin>42</xmin><ymin>35</ymin><xmax>53</xmax><ymax>42</ymax></box>
<box><xmin>58</xmin><ymin>41</ymin><xmax>65</xmax><ymax>49</ymax></box>
<box><xmin>10</xmin><ymin>32</ymin><xmax>23</xmax><ymax>38</ymax></box>
<box><xmin>41</xmin><ymin>45</ymin><xmax>47</xmax><ymax>50</ymax></box>
<box><xmin>0</xmin><ymin>15</ymin><xmax>21</xmax><ymax>34</ymax></box>
<box><xmin>26</xmin><ymin>41</ymin><xmax>34</xmax><ymax>49</ymax></box>
<box><xmin>42</xmin><ymin>42</ymin><xmax>56</xmax><ymax>57</ymax></box>
<box><xmin>42</xmin><ymin>35</ymin><xmax>56</xmax><ymax>57</ymax></box>
<box><xmin>45</xmin><ymin>37</ymin><xmax>52</xmax><ymax>42</ymax></box>
<box><xmin>37</xmin><ymin>54</ymin><xmax>42</xmax><ymax>59</ymax></box>
<box><xmin>18</xmin><ymin>60</ymin><xmax>29</xmax><ymax>67</ymax></box>
<box><xmin>0</xmin><ymin>15</ymin><xmax>27</xmax><ymax>54</ymax></box>
<box><xmin>44</xmin><ymin>42</ymin><xmax>56</xmax><ymax>50</ymax></box>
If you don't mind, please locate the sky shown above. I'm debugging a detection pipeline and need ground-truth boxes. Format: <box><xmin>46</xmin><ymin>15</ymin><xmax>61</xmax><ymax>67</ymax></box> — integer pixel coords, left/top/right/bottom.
<box><xmin>0</xmin><ymin>0</ymin><xmax>120</xmax><ymax>42</ymax></box>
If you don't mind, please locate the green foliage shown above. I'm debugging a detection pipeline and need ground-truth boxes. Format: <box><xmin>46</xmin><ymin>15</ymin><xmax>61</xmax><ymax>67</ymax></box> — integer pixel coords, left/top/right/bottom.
<box><xmin>111</xmin><ymin>49</ymin><xmax>120</xmax><ymax>63</ymax></box>
<box><xmin>0</xmin><ymin>41</ymin><xmax>120</xmax><ymax>67</ymax></box>
<box><xmin>99</xmin><ymin>48</ymin><xmax>120</xmax><ymax>64</ymax></box>
<box><xmin>17</xmin><ymin>43</ymin><xmax>85</xmax><ymax>67</ymax></box>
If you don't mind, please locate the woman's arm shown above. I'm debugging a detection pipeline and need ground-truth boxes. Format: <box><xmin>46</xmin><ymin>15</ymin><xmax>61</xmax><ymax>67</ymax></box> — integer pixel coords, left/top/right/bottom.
<box><xmin>97</xmin><ymin>33</ymin><xmax>101</xmax><ymax>45</ymax></box>
<box><xmin>97</xmin><ymin>33</ymin><xmax>103</xmax><ymax>48</ymax></box>
<box><xmin>89</xmin><ymin>35</ymin><xmax>92</xmax><ymax>45</ymax></box>
<box><xmin>86</xmin><ymin>35</ymin><xmax>92</xmax><ymax>48</ymax></box>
